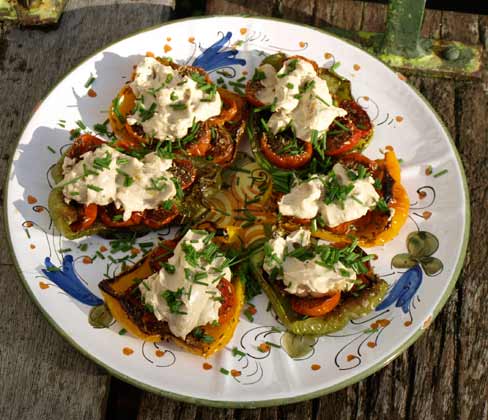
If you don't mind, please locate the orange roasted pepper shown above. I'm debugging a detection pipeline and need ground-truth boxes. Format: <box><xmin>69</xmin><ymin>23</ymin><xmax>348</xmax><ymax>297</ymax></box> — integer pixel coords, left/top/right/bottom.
<box><xmin>299</xmin><ymin>148</ymin><xmax>409</xmax><ymax>247</ymax></box>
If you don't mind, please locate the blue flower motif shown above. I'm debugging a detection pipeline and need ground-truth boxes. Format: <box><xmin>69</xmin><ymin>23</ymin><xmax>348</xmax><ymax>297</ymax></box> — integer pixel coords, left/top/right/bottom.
<box><xmin>42</xmin><ymin>255</ymin><xmax>103</xmax><ymax>306</ymax></box>
<box><xmin>192</xmin><ymin>32</ymin><xmax>246</xmax><ymax>72</ymax></box>
<box><xmin>376</xmin><ymin>264</ymin><xmax>422</xmax><ymax>313</ymax></box>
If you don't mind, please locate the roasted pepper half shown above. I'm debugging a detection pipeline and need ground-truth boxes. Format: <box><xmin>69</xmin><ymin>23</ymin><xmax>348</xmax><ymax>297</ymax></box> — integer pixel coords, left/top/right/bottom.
<box><xmin>249</xmin><ymin>243</ymin><xmax>388</xmax><ymax>336</ymax></box>
<box><xmin>246</xmin><ymin>52</ymin><xmax>373</xmax><ymax>166</ymax></box>
<box><xmin>99</xmin><ymin>239</ymin><xmax>244</xmax><ymax>357</ymax></box>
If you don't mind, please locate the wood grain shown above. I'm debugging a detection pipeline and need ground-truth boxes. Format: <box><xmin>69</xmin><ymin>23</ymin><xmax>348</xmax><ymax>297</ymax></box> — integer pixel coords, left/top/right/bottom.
<box><xmin>1</xmin><ymin>0</ymin><xmax>486</xmax><ymax>418</ymax></box>
<box><xmin>0</xmin><ymin>3</ymin><xmax>172</xmax><ymax>419</ymax></box>
<box><xmin>206</xmin><ymin>0</ymin><xmax>276</xmax><ymax>16</ymax></box>
<box><xmin>0</xmin><ymin>265</ymin><xmax>110</xmax><ymax>420</ymax></box>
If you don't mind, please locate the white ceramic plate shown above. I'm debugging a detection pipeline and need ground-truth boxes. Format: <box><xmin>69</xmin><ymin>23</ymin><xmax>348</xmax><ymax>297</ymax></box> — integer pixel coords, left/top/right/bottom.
<box><xmin>5</xmin><ymin>16</ymin><xmax>469</xmax><ymax>407</ymax></box>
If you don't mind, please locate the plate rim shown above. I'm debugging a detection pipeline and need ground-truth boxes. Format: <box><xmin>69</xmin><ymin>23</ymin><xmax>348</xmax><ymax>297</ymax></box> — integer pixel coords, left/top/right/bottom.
<box><xmin>4</xmin><ymin>14</ymin><xmax>471</xmax><ymax>408</ymax></box>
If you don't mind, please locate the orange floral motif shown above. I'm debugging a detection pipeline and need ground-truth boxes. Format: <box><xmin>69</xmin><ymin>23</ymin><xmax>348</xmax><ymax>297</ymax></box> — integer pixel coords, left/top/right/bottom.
<box><xmin>231</xmin><ymin>369</ymin><xmax>242</xmax><ymax>377</ymax></box>
<box><xmin>82</xmin><ymin>256</ymin><xmax>93</xmax><ymax>264</ymax></box>
<box><xmin>367</xmin><ymin>342</ymin><xmax>376</xmax><ymax>348</ymax></box>
<box><xmin>418</xmin><ymin>190</ymin><xmax>427</xmax><ymax>199</ymax></box>
<box><xmin>346</xmin><ymin>354</ymin><xmax>355</xmax><ymax>361</ymax></box>
<box><xmin>166</xmin><ymin>36</ymin><xmax>172</xmax><ymax>42</ymax></box>
<box><xmin>422</xmin><ymin>211</ymin><xmax>432</xmax><ymax>220</ymax></box>
<box><xmin>324</xmin><ymin>52</ymin><xmax>333</xmax><ymax>59</ymax></box>
<box><xmin>122</xmin><ymin>347</ymin><xmax>134</xmax><ymax>356</ymax></box>
<box><xmin>311</xmin><ymin>364</ymin><xmax>321</xmax><ymax>371</ymax></box>
<box><xmin>155</xmin><ymin>350</ymin><xmax>165</xmax><ymax>358</ymax></box>
<box><xmin>100</xmin><ymin>245</ymin><xmax>108</xmax><ymax>253</ymax></box>
<box><xmin>371</xmin><ymin>319</ymin><xmax>390</xmax><ymax>329</ymax></box>
<box><xmin>395</xmin><ymin>116</ymin><xmax>404</xmax><ymax>123</ymax></box>
<box><xmin>27</xmin><ymin>195</ymin><xmax>37</xmax><ymax>204</ymax></box>
<box><xmin>39</xmin><ymin>281</ymin><xmax>49</xmax><ymax>289</ymax></box>
<box><xmin>404</xmin><ymin>320</ymin><xmax>412</xmax><ymax>327</ymax></box>
<box><xmin>299</xmin><ymin>41</ymin><xmax>306</xmax><ymax>48</ymax></box>
<box><xmin>240</xmin><ymin>28</ymin><xmax>247</xmax><ymax>35</ymax></box>
<box><xmin>258</xmin><ymin>343</ymin><xmax>270</xmax><ymax>353</ymax></box>
<box><xmin>422</xmin><ymin>315</ymin><xmax>433</xmax><ymax>329</ymax></box>
<box><xmin>353</xmin><ymin>64</ymin><xmax>361</xmax><ymax>71</ymax></box>
<box><xmin>30</xmin><ymin>244</ymin><xmax>36</xmax><ymax>249</ymax></box>
<box><xmin>203</xmin><ymin>362</ymin><xmax>213</xmax><ymax>370</ymax></box>
<box><xmin>88</xmin><ymin>89</ymin><xmax>97</xmax><ymax>98</ymax></box>
<box><xmin>164</xmin><ymin>44</ymin><xmax>172</xmax><ymax>53</ymax></box>
<box><xmin>188</xmin><ymin>36</ymin><xmax>195</xmax><ymax>44</ymax></box>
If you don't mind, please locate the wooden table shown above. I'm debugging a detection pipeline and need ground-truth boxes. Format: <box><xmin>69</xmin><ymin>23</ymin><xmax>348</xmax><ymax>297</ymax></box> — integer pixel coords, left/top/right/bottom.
<box><xmin>0</xmin><ymin>1</ymin><xmax>486</xmax><ymax>418</ymax></box>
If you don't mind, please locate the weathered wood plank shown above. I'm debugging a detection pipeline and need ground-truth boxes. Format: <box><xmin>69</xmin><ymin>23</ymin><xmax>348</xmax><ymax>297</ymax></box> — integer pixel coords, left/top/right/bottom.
<box><xmin>440</xmin><ymin>10</ymin><xmax>479</xmax><ymax>44</ymax></box>
<box><xmin>421</xmin><ymin>9</ymin><xmax>442</xmax><ymax>39</ymax></box>
<box><xmin>0</xmin><ymin>2</ymin><xmax>173</xmax><ymax>419</ymax></box>
<box><xmin>454</xmin><ymin>78</ymin><xmax>488</xmax><ymax>420</ymax></box>
<box><xmin>360</xmin><ymin>2</ymin><xmax>387</xmax><ymax>33</ymax></box>
<box><xmin>206</xmin><ymin>0</ymin><xmax>276</xmax><ymax>16</ymax></box>
<box><xmin>315</xmin><ymin>0</ymin><xmax>364</xmax><ymax>32</ymax></box>
<box><xmin>0</xmin><ymin>264</ymin><xmax>110</xmax><ymax>420</ymax></box>
<box><xmin>137</xmin><ymin>394</ymin><xmax>198</xmax><ymax>420</ymax></box>
<box><xmin>279</xmin><ymin>0</ymin><xmax>315</xmax><ymax>24</ymax></box>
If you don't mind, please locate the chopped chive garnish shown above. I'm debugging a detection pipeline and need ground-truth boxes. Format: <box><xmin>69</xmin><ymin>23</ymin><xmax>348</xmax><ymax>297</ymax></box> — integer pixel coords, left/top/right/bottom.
<box><xmin>84</xmin><ymin>74</ymin><xmax>96</xmax><ymax>88</ymax></box>
<box><xmin>331</xmin><ymin>61</ymin><xmax>341</xmax><ymax>71</ymax></box>
<box><xmin>376</xmin><ymin>198</ymin><xmax>389</xmax><ymax>212</ymax></box>
<box><xmin>243</xmin><ymin>309</ymin><xmax>254</xmax><ymax>322</ymax></box>
<box><xmin>334</xmin><ymin>119</ymin><xmax>350</xmax><ymax>132</ymax></box>
<box><xmin>162</xmin><ymin>288</ymin><xmax>186</xmax><ymax>315</ymax></box>
<box><xmin>433</xmin><ymin>169</ymin><xmax>448</xmax><ymax>178</ymax></box>
<box><xmin>315</xmin><ymin>95</ymin><xmax>331</xmax><ymax>107</ymax></box>
<box><xmin>277</xmin><ymin>59</ymin><xmax>298</xmax><ymax>78</ymax></box>
<box><xmin>112</xmin><ymin>97</ymin><xmax>126</xmax><ymax>123</ymax></box>
<box><xmin>75</xmin><ymin>120</ymin><xmax>87</xmax><ymax>130</ymax></box>
<box><xmin>232</xmin><ymin>347</ymin><xmax>246</xmax><ymax>358</ymax></box>
<box><xmin>311</xmin><ymin>218</ymin><xmax>318</xmax><ymax>233</ymax></box>
<box><xmin>169</xmin><ymin>102</ymin><xmax>187</xmax><ymax>110</ymax></box>
<box><xmin>87</xmin><ymin>184</ymin><xmax>103</xmax><ymax>192</ymax></box>
<box><xmin>96</xmin><ymin>250</ymin><xmax>105</xmax><ymax>260</ymax></box>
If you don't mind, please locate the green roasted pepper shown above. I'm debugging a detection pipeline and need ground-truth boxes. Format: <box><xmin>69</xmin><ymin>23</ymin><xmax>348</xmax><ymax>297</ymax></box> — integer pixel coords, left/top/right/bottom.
<box><xmin>48</xmin><ymin>151</ymin><xmax>223</xmax><ymax>240</ymax></box>
<box><xmin>249</xmin><ymin>249</ymin><xmax>388</xmax><ymax>337</ymax></box>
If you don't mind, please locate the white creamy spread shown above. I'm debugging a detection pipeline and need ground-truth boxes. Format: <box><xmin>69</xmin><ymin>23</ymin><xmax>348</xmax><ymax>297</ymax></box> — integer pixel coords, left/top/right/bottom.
<box><xmin>60</xmin><ymin>144</ymin><xmax>176</xmax><ymax>221</ymax></box>
<box><xmin>127</xmin><ymin>57</ymin><xmax>222</xmax><ymax>141</ymax></box>
<box><xmin>278</xmin><ymin>177</ymin><xmax>324</xmax><ymax>219</ymax></box>
<box><xmin>139</xmin><ymin>230</ymin><xmax>232</xmax><ymax>339</ymax></box>
<box><xmin>255</xmin><ymin>58</ymin><xmax>347</xmax><ymax>142</ymax></box>
<box><xmin>263</xmin><ymin>229</ymin><xmax>356</xmax><ymax>297</ymax></box>
<box><xmin>278</xmin><ymin>163</ymin><xmax>380</xmax><ymax>227</ymax></box>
